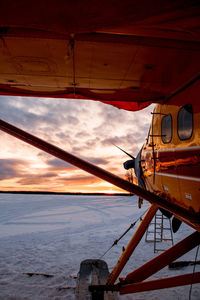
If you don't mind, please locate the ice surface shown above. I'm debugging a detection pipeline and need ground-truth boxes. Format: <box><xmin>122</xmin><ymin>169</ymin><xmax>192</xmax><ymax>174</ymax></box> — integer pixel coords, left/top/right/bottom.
<box><xmin>0</xmin><ymin>194</ymin><xmax>199</xmax><ymax>299</ymax></box>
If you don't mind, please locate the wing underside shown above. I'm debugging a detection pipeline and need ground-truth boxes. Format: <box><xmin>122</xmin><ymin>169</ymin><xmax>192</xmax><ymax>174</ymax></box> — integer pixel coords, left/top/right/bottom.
<box><xmin>0</xmin><ymin>1</ymin><xmax>199</xmax><ymax>110</ymax></box>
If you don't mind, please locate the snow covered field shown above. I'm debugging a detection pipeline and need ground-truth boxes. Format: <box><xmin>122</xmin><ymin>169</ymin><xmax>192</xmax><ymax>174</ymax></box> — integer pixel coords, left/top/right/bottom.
<box><xmin>0</xmin><ymin>194</ymin><xmax>199</xmax><ymax>299</ymax></box>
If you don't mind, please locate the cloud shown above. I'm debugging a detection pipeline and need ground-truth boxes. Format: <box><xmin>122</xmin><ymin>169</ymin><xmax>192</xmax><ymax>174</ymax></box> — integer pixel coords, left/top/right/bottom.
<box><xmin>17</xmin><ymin>175</ymin><xmax>54</xmax><ymax>186</ymax></box>
<box><xmin>75</xmin><ymin>131</ymin><xmax>88</xmax><ymax>138</ymax></box>
<box><xmin>0</xmin><ymin>158</ymin><xmax>27</xmax><ymax>179</ymax></box>
<box><xmin>47</xmin><ymin>156</ymin><xmax>108</xmax><ymax>172</ymax></box>
<box><xmin>0</xmin><ymin>97</ymin><xmax>82</xmax><ymax>135</ymax></box>
<box><xmin>17</xmin><ymin>173</ymin><xmax>98</xmax><ymax>187</ymax></box>
<box><xmin>58</xmin><ymin>175</ymin><xmax>97</xmax><ymax>183</ymax></box>
<box><xmin>47</xmin><ymin>158</ymin><xmax>76</xmax><ymax>170</ymax></box>
<box><xmin>100</xmin><ymin>134</ymin><xmax>139</xmax><ymax>155</ymax></box>
<box><xmin>85</xmin><ymin>157</ymin><xmax>108</xmax><ymax>165</ymax></box>
<box><xmin>92</xmin><ymin>102</ymin><xmax>154</xmax><ymax>156</ymax></box>
<box><xmin>66</xmin><ymin>115</ymin><xmax>79</xmax><ymax>125</ymax></box>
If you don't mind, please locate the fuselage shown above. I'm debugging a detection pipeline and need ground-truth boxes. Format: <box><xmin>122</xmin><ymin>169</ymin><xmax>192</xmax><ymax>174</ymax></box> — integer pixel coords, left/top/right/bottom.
<box><xmin>141</xmin><ymin>100</ymin><xmax>200</xmax><ymax>215</ymax></box>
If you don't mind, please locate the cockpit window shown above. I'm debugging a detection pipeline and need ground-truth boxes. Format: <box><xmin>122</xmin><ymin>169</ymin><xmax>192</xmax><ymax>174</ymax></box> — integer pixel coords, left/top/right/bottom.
<box><xmin>178</xmin><ymin>105</ymin><xmax>193</xmax><ymax>140</ymax></box>
<box><xmin>161</xmin><ymin>114</ymin><xmax>172</xmax><ymax>143</ymax></box>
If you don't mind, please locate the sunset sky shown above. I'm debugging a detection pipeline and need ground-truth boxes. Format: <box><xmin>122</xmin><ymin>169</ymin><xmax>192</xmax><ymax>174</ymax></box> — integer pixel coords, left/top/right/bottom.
<box><xmin>0</xmin><ymin>96</ymin><xmax>154</xmax><ymax>193</ymax></box>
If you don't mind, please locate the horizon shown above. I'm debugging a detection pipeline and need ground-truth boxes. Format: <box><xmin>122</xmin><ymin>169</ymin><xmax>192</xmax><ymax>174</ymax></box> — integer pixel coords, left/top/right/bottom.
<box><xmin>0</xmin><ymin>190</ymin><xmax>130</xmax><ymax>195</ymax></box>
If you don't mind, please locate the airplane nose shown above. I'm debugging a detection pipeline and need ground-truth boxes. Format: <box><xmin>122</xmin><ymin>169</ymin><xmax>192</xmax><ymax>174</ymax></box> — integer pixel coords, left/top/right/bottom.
<box><xmin>123</xmin><ymin>148</ymin><xmax>146</xmax><ymax>189</ymax></box>
<box><xmin>124</xmin><ymin>159</ymin><xmax>135</xmax><ymax>170</ymax></box>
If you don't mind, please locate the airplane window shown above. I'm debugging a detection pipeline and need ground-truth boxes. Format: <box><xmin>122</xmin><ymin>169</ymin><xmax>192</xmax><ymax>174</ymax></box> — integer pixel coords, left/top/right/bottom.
<box><xmin>178</xmin><ymin>105</ymin><xmax>193</xmax><ymax>140</ymax></box>
<box><xmin>161</xmin><ymin>114</ymin><xmax>172</xmax><ymax>143</ymax></box>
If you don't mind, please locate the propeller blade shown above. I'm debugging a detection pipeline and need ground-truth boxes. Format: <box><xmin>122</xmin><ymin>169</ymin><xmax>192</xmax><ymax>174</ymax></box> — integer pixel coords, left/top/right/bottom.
<box><xmin>113</xmin><ymin>144</ymin><xmax>135</xmax><ymax>160</ymax></box>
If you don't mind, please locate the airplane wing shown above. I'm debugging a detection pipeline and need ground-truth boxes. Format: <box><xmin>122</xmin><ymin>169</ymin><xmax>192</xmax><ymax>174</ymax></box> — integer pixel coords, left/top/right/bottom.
<box><xmin>0</xmin><ymin>0</ymin><xmax>199</xmax><ymax>111</ymax></box>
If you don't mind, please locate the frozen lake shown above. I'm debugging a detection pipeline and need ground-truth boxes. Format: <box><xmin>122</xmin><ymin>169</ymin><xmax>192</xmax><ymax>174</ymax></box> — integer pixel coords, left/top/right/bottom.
<box><xmin>0</xmin><ymin>194</ymin><xmax>199</xmax><ymax>299</ymax></box>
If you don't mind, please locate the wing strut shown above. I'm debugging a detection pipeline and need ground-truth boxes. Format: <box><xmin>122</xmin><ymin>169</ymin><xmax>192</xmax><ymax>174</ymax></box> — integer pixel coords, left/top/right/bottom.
<box><xmin>0</xmin><ymin>118</ymin><xmax>199</xmax><ymax>229</ymax></box>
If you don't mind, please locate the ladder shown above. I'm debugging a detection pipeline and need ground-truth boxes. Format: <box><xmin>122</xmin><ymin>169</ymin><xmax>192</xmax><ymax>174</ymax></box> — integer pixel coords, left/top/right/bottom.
<box><xmin>145</xmin><ymin>211</ymin><xmax>174</xmax><ymax>253</ymax></box>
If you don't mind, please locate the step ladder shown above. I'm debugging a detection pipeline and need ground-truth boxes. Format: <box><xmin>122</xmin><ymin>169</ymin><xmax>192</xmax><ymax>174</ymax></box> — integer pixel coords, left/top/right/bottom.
<box><xmin>145</xmin><ymin>211</ymin><xmax>174</xmax><ymax>253</ymax></box>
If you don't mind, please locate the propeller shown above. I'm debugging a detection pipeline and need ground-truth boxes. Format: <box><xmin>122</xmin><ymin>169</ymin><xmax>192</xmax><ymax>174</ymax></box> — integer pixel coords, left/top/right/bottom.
<box><xmin>112</xmin><ymin>144</ymin><xmax>135</xmax><ymax>170</ymax></box>
<box><xmin>114</xmin><ymin>144</ymin><xmax>183</xmax><ymax>232</ymax></box>
<box><xmin>113</xmin><ymin>144</ymin><xmax>145</xmax><ymax>188</ymax></box>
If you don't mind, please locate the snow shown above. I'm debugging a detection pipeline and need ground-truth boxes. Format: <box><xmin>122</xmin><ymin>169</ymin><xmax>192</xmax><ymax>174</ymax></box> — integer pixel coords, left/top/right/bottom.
<box><xmin>0</xmin><ymin>194</ymin><xmax>199</xmax><ymax>299</ymax></box>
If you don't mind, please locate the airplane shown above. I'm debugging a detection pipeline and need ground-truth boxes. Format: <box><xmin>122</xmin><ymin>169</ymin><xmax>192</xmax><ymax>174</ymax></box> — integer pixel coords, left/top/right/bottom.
<box><xmin>0</xmin><ymin>0</ymin><xmax>199</xmax><ymax>298</ymax></box>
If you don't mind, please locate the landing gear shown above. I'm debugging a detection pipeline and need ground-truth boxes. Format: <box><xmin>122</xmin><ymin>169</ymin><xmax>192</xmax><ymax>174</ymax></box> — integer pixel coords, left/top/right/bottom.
<box><xmin>83</xmin><ymin>206</ymin><xmax>200</xmax><ymax>298</ymax></box>
<box><xmin>76</xmin><ymin>259</ymin><xmax>118</xmax><ymax>300</ymax></box>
